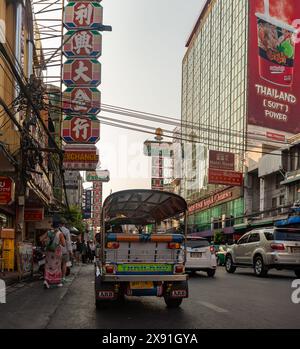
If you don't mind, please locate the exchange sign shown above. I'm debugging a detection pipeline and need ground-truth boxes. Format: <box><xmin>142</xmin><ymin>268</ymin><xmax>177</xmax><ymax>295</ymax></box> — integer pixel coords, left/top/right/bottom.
<box><xmin>63</xmin><ymin>87</ymin><xmax>101</xmax><ymax>115</ymax></box>
<box><xmin>64</xmin><ymin>2</ymin><xmax>103</xmax><ymax>30</ymax></box>
<box><xmin>63</xmin><ymin>30</ymin><xmax>102</xmax><ymax>58</ymax></box>
<box><xmin>63</xmin><ymin>59</ymin><xmax>101</xmax><ymax>87</ymax></box>
<box><xmin>62</xmin><ymin>115</ymin><xmax>100</xmax><ymax>143</ymax></box>
<box><xmin>63</xmin><ymin>144</ymin><xmax>99</xmax><ymax>170</ymax></box>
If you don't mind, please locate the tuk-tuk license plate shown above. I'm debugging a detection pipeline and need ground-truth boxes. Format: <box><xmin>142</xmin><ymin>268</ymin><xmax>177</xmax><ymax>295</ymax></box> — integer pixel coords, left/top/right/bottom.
<box><xmin>190</xmin><ymin>252</ymin><xmax>202</xmax><ymax>258</ymax></box>
<box><xmin>130</xmin><ymin>282</ymin><xmax>154</xmax><ymax>289</ymax></box>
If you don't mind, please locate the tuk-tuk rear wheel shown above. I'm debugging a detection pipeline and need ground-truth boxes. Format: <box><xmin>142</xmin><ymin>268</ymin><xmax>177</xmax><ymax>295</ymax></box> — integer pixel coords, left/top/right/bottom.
<box><xmin>164</xmin><ymin>297</ymin><xmax>183</xmax><ymax>308</ymax></box>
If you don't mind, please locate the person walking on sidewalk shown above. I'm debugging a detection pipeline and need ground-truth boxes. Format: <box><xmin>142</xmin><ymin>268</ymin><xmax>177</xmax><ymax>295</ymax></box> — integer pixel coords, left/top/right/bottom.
<box><xmin>81</xmin><ymin>240</ymin><xmax>87</xmax><ymax>264</ymax></box>
<box><xmin>41</xmin><ymin>222</ymin><xmax>66</xmax><ymax>288</ymax></box>
<box><xmin>59</xmin><ymin>218</ymin><xmax>73</xmax><ymax>283</ymax></box>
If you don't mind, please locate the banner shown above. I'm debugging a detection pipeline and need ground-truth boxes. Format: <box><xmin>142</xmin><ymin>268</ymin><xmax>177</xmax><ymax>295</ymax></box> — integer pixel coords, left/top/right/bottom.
<box><xmin>248</xmin><ymin>0</ymin><xmax>300</xmax><ymax>134</ymax></box>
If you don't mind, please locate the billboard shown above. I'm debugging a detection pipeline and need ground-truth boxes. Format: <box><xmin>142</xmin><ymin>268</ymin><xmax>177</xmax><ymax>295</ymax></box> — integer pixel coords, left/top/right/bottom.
<box><xmin>248</xmin><ymin>0</ymin><xmax>300</xmax><ymax>134</ymax></box>
<box><xmin>63</xmin><ymin>144</ymin><xmax>99</xmax><ymax>170</ymax></box>
<box><xmin>62</xmin><ymin>115</ymin><xmax>100</xmax><ymax>144</ymax></box>
<box><xmin>86</xmin><ymin>170</ymin><xmax>110</xmax><ymax>182</ymax></box>
<box><xmin>0</xmin><ymin>177</ymin><xmax>14</xmax><ymax>205</ymax></box>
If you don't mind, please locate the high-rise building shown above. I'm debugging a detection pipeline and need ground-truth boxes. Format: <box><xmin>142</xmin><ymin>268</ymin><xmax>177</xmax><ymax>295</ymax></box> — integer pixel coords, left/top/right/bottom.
<box><xmin>181</xmin><ymin>0</ymin><xmax>300</xmax><ymax>240</ymax></box>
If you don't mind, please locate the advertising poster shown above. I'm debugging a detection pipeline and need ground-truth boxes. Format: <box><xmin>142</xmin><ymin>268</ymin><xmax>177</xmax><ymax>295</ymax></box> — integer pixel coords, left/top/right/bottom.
<box><xmin>248</xmin><ymin>0</ymin><xmax>300</xmax><ymax>133</ymax></box>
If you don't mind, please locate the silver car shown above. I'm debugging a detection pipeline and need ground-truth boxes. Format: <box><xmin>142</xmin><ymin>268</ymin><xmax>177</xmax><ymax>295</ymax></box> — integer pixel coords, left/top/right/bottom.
<box><xmin>225</xmin><ymin>228</ymin><xmax>300</xmax><ymax>277</ymax></box>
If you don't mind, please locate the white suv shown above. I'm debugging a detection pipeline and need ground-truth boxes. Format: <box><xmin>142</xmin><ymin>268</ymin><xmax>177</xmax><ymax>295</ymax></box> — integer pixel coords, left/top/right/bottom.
<box><xmin>185</xmin><ymin>236</ymin><xmax>217</xmax><ymax>277</ymax></box>
<box><xmin>225</xmin><ymin>228</ymin><xmax>300</xmax><ymax>277</ymax></box>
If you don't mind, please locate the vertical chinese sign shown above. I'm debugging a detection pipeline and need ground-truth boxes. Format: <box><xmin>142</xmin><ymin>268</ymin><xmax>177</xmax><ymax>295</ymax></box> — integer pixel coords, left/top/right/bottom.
<box><xmin>62</xmin><ymin>1</ymin><xmax>103</xmax><ymax>169</ymax></box>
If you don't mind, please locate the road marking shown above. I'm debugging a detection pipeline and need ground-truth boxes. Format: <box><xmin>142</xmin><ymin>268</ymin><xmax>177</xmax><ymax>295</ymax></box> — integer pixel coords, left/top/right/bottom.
<box><xmin>197</xmin><ymin>301</ymin><xmax>229</xmax><ymax>313</ymax></box>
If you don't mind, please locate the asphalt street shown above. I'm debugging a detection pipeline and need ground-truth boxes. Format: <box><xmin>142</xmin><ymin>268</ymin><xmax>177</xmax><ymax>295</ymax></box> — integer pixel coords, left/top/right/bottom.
<box><xmin>0</xmin><ymin>264</ymin><xmax>299</xmax><ymax>329</ymax></box>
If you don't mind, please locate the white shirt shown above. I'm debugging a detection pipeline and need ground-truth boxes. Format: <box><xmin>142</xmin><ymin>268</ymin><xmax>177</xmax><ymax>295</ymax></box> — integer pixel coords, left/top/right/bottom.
<box><xmin>59</xmin><ymin>226</ymin><xmax>72</xmax><ymax>254</ymax></box>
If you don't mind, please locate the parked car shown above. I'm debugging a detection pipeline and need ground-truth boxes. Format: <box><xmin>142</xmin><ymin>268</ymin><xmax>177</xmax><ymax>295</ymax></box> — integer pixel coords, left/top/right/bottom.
<box><xmin>185</xmin><ymin>236</ymin><xmax>217</xmax><ymax>277</ymax></box>
<box><xmin>216</xmin><ymin>245</ymin><xmax>228</xmax><ymax>266</ymax></box>
<box><xmin>225</xmin><ymin>228</ymin><xmax>300</xmax><ymax>277</ymax></box>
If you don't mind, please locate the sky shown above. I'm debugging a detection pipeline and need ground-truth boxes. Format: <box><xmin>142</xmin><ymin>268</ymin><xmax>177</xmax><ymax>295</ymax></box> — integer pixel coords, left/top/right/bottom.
<box><xmin>99</xmin><ymin>0</ymin><xmax>205</xmax><ymax>200</ymax></box>
<box><xmin>34</xmin><ymin>0</ymin><xmax>206</xmax><ymax>201</ymax></box>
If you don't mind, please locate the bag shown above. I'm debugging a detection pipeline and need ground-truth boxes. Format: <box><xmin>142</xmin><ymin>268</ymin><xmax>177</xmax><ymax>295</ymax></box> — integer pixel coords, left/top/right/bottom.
<box><xmin>46</xmin><ymin>230</ymin><xmax>59</xmax><ymax>252</ymax></box>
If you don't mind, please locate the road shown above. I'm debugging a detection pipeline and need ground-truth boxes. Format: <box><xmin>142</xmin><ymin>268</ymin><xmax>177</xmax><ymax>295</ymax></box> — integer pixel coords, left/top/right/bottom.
<box><xmin>0</xmin><ymin>264</ymin><xmax>299</xmax><ymax>329</ymax></box>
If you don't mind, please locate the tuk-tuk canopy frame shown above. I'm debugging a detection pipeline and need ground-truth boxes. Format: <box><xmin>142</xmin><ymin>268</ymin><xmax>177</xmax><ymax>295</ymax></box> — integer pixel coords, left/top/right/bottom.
<box><xmin>102</xmin><ymin>189</ymin><xmax>188</xmax><ymax>225</ymax></box>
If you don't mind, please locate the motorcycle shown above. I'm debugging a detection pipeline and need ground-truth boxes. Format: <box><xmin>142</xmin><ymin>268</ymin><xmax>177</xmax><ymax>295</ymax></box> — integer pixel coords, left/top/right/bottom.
<box><xmin>33</xmin><ymin>246</ymin><xmax>46</xmax><ymax>278</ymax></box>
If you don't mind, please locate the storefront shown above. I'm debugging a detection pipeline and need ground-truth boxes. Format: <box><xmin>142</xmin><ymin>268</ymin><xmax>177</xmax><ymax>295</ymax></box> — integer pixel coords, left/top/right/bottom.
<box><xmin>188</xmin><ymin>187</ymin><xmax>244</xmax><ymax>242</ymax></box>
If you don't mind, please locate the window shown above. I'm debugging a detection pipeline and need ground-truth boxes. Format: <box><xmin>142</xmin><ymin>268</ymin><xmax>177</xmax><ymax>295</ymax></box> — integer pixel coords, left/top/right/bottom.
<box><xmin>237</xmin><ymin>234</ymin><xmax>249</xmax><ymax>244</ymax></box>
<box><xmin>275</xmin><ymin>173</ymin><xmax>283</xmax><ymax>189</ymax></box>
<box><xmin>248</xmin><ymin>233</ymin><xmax>260</xmax><ymax>243</ymax></box>
<box><xmin>272</xmin><ymin>198</ymin><xmax>277</xmax><ymax>208</ymax></box>
<box><xmin>186</xmin><ymin>239</ymin><xmax>210</xmax><ymax>248</ymax></box>
<box><xmin>279</xmin><ymin>195</ymin><xmax>285</xmax><ymax>206</ymax></box>
<box><xmin>274</xmin><ymin>230</ymin><xmax>300</xmax><ymax>242</ymax></box>
<box><xmin>264</xmin><ymin>232</ymin><xmax>274</xmax><ymax>241</ymax></box>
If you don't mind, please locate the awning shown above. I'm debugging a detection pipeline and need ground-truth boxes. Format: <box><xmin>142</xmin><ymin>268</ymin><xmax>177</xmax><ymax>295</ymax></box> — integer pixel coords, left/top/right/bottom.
<box><xmin>280</xmin><ymin>174</ymin><xmax>300</xmax><ymax>186</ymax></box>
<box><xmin>250</xmin><ymin>220</ymin><xmax>273</xmax><ymax>227</ymax></box>
<box><xmin>234</xmin><ymin>223</ymin><xmax>249</xmax><ymax>231</ymax></box>
<box><xmin>189</xmin><ymin>230</ymin><xmax>213</xmax><ymax>238</ymax></box>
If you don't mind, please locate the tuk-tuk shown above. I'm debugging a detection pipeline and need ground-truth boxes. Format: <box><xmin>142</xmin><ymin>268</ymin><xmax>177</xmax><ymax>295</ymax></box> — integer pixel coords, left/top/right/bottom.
<box><xmin>95</xmin><ymin>189</ymin><xmax>189</xmax><ymax>308</ymax></box>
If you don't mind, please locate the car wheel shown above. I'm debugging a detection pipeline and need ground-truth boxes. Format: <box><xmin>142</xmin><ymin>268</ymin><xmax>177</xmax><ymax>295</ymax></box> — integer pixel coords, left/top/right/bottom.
<box><xmin>164</xmin><ymin>296</ymin><xmax>183</xmax><ymax>308</ymax></box>
<box><xmin>207</xmin><ymin>269</ymin><xmax>216</xmax><ymax>277</ymax></box>
<box><xmin>225</xmin><ymin>255</ymin><xmax>236</xmax><ymax>273</ymax></box>
<box><xmin>294</xmin><ymin>269</ymin><xmax>300</xmax><ymax>278</ymax></box>
<box><xmin>254</xmin><ymin>256</ymin><xmax>268</xmax><ymax>277</ymax></box>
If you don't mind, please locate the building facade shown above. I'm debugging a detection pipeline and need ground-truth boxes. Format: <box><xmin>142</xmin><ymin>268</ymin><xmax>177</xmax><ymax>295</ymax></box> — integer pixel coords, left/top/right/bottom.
<box><xmin>180</xmin><ymin>0</ymin><xmax>298</xmax><ymax>240</ymax></box>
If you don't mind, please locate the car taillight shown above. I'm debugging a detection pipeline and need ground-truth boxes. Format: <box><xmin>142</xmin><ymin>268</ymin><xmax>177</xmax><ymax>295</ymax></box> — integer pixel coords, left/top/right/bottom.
<box><xmin>271</xmin><ymin>243</ymin><xmax>285</xmax><ymax>251</ymax></box>
<box><xmin>210</xmin><ymin>246</ymin><xmax>215</xmax><ymax>254</ymax></box>
<box><xmin>168</xmin><ymin>242</ymin><xmax>181</xmax><ymax>249</ymax></box>
<box><xmin>175</xmin><ymin>265</ymin><xmax>184</xmax><ymax>273</ymax></box>
<box><xmin>105</xmin><ymin>265</ymin><xmax>115</xmax><ymax>274</ymax></box>
<box><xmin>106</xmin><ymin>242</ymin><xmax>120</xmax><ymax>249</ymax></box>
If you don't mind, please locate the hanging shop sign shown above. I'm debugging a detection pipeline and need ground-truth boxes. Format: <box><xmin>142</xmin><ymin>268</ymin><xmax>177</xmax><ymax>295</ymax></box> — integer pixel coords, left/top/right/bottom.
<box><xmin>63</xmin><ymin>144</ymin><xmax>99</xmax><ymax>170</ymax></box>
<box><xmin>64</xmin><ymin>2</ymin><xmax>103</xmax><ymax>30</ymax></box>
<box><xmin>86</xmin><ymin>170</ymin><xmax>110</xmax><ymax>182</ymax></box>
<box><xmin>151</xmin><ymin>178</ymin><xmax>164</xmax><ymax>190</ymax></box>
<box><xmin>189</xmin><ymin>191</ymin><xmax>234</xmax><ymax>214</ymax></box>
<box><xmin>24</xmin><ymin>208</ymin><xmax>45</xmax><ymax>222</ymax></box>
<box><xmin>83</xmin><ymin>190</ymin><xmax>92</xmax><ymax>219</ymax></box>
<box><xmin>62</xmin><ymin>115</ymin><xmax>100</xmax><ymax>144</ymax></box>
<box><xmin>144</xmin><ymin>141</ymin><xmax>174</xmax><ymax>157</ymax></box>
<box><xmin>63</xmin><ymin>30</ymin><xmax>102</xmax><ymax>58</ymax></box>
<box><xmin>208</xmin><ymin>169</ymin><xmax>243</xmax><ymax>187</ymax></box>
<box><xmin>63</xmin><ymin>87</ymin><xmax>101</xmax><ymax>115</ymax></box>
<box><xmin>0</xmin><ymin>177</ymin><xmax>14</xmax><ymax>205</ymax></box>
<box><xmin>63</xmin><ymin>59</ymin><xmax>101</xmax><ymax>87</ymax></box>
<box><xmin>209</xmin><ymin>150</ymin><xmax>235</xmax><ymax>171</ymax></box>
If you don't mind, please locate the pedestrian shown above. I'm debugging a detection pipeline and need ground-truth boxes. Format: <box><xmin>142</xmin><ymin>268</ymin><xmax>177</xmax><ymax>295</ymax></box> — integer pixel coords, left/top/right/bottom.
<box><xmin>81</xmin><ymin>240</ymin><xmax>87</xmax><ymax>264</ymax></box>
<box><xmin>90</xmin><ymin>240</ymin><xmax>96</xmax><ymax>262</ymax></box>
<box><xmin>41</xmin><ymin>222</ymin><xmax>66</xmax><ymax>288</ymax></box>
<box><xmin>58</xmin><ymin>218</ymin><xmax>73</xmax><ymax>282</ymax></box>
<box><xmin>75</xmin><ymin>238</ymin><xmax>82</xmax><ymax>264</ymax></box>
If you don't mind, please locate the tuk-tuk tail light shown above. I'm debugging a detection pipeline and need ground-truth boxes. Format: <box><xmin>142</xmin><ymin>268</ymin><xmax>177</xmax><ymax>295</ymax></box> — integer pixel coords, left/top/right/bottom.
<box><xmin>106</xmin><ymin>242</ymin><xmax>120</xmax><ymax>249</ymax></box>
<box><xmin>174</xmin><ymin>264</ymin><xmax>184</xmax><ymax>273</ymax></box>
<box><xmin>105</xmin><ymin>265</ymin><xmax>115</xmax><ymax>274</ymax></box>
<box><xmin>168</xmin><ymin>242</ymin><xmax>180</xmax><ymax>249</ymax></box>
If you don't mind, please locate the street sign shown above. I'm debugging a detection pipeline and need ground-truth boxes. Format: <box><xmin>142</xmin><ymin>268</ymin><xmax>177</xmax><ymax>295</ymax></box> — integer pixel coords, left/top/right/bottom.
<box><xmin>209</xmin><ymin>150</ymin><xmax>235</xmax><ymax>171</ymax></box>
<box><xmin>86</xmin><ymin>170</ymin><xmax>110</xmax><ymax>182</ymax></box>
<box><xmin>64</xmin><ymin>2</ymin><xmax>103</xmax><ymax>30</ymax></box>
<box><xmin>24</xmin><ymin>208</ymin><xmax>44</xmax><ymax>222</ymax></box>
<box><xmin>63</xmin><ymin>30</ymin><xmax>102</xmax><ymax>58</ymax></box>
<box><xmin>63</xmin><ymin>59</ymin><xmax>101</xmax><ymax>87</ymax></box>
<box><xmin>208</xmin><ymin>169</ymin><xmax>243</xmax><ymax>186</ymax></box>
<box><xmin>62</xmin><ymin>115</ymin><xmax>100</xmax><ymax>143</ymax></box>
<box><xmin>63</xmin><ymin>144</ymin><xmax>99</xmax><ymax>170</ymax></box>
<box><xmin>0</xmin><ymin>177</ymin><xmax>14</xmax><ymax>205</ymax></box>
<box><xmin>63</xmin><ymin>87</ymin><xmax>101</xmax><ymax>115</ymax></box>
